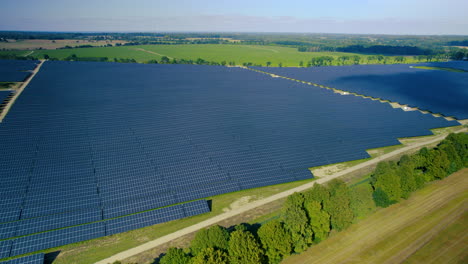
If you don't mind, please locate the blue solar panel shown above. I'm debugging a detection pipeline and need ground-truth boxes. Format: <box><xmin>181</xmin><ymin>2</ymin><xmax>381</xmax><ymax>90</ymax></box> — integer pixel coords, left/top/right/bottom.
<box><xmin>0</xmin><ymin>61</ymin><xmax>460</xmax><ymax>256</ymax></box>
<box><xmin>0</xmin><ymin>240</ymin><xmax>12</xmax><ymax>259</ymax></box>
<box><xmin>16</xmin><ymin>208</ymin><xmax>102</xmax><ymax>237</ymax></box>
<box><xmin>0</xmin><ymin>253</ymin><xmax>44</xmax><ymax>264</ymax></box>
<box><xmin>253</xmin><ymin>63</ymin><xmax>468</xmax><ymax>119</ymax></box>
<box><xmin>10</xmin><ymin>222</ymin><xmax>105</xmax><ymax>257</ymax></box>
<box><xmin>0</xmin><ymin>60</ymin><xmax>38</xmax><ymax>82</ymax></box>
<box><xmin>105</xmin><ymin>200</ymin><xmax>209</xmax><ymax>236</ymax></box>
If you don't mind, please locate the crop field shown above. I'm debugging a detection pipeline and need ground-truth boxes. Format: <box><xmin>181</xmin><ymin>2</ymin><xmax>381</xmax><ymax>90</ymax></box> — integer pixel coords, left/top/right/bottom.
<box><xmin>0</xmin><ymin>44</ymin><xmax>418</xmax><ymax>66</ymax></box>
<box><xmin>255</xmin><ymin>62</ymin><xmax>468</xmax><ymax>119</ymax></box>
<box><xmin>283</xmin><ymin>168</ymin><xmax>468</xmax><ymax>264</ymax></box>
<box><xmin>0</xmin><ymin>39</ymin><xmax>127</xmax><ymax>50</ymax></box>
<box><xmin>0</xmin><ymin>60</ymin><xmax>458</xmax><ymax>260</ymax></box>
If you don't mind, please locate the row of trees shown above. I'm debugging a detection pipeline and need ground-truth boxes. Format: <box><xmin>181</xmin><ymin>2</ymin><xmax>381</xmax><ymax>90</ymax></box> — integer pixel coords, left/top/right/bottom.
<box><xmin>371</xmin><ymin>133</ymin><xmax>467</xmax><ymax>207</ymax></box>
<box><xmin>151</xmin><ymin>133</ymin><xmax>466</xmax><ymax>264</ymax></box>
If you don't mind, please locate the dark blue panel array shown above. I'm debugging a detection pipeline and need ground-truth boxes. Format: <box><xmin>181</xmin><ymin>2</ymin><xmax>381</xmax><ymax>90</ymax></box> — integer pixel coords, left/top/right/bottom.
<box><xmin>254</xmin><ymin>62</ymin><xmax>468</xmax><ymax>119</ymax></box>
<box><xmin>427</xmin><ymin>61</ymin><xmax>468</xmax><ymax>71</ymax></box>
<box><xmin>10</xmin><ymin>222</ymin><xmax>105</xmax><ymax>257</ymax></box>
<box><xmin>0</xmin><ymin>240</ymin><xmax>11</xmax><ymax>259</ymax></box>
<box><xmin>106</xmin><ymin>200</ymin><xmax>209</xmax><ymax>236</ymax></box>
<box><xmin>0</xmin><ymin>253</ymin><xmax>44</xmax><ymax>264</ymax></box>
<box><xmin>0</xmin><ymin>92</ymin><xmax>11</xmax><ymax>105</ymax></box>
<box><xmin>0</xmin><ymin>60</ymin><xmax>38</xmax><ymax>82</ymax></box>
<box><xmin>0</xmin><ymin>61</ymin><xmax>460</xmax><ymax>258</ymax></box>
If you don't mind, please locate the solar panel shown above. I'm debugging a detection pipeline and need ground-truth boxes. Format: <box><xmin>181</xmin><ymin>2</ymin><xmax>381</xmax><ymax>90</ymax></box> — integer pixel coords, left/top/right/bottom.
<box><xmin>10</xmin><ymin>222</ymin><xmax>105</xmax><ymax>257</ymax></box>
<box><xmin>0</xmin><ymin>61</ymin><xmax>460</xmax><ymax>256</ymax></box>
<box><xmin>0</xmin><ymin>253</ymin><xmax>44</xmax><ymax>264</ymax></box>
<box><xmin>0</xmin><ymin>240</ymin><xmax>12</xmax><ymax>259</ymax></box>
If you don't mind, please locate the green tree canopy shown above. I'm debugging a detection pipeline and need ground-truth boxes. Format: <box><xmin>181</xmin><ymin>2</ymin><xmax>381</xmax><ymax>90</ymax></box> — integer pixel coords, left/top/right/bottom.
<box><xmin>258</xmin><ymin>219</ymin><xmax>292</xmax><ymax>264</ymax></box>
<box><xmin>159</xmin><ymin>247</ymin><xmax>191</xmax><ymax>264</ymax></box>
<box><xmin>281</xmin><ymin>192</ymin><xmax>313</xmax><ymax>252</ymax></box>
<box><xmin>228</xmin><ymin>229</ymin><xmax>265</xmax><ymax>264</ymax></box>
<box><xmin>191</xmin><ymin>248</ymin><xmax>229</xmax><ymax>264</ymax></box>
<box><xmin>324</xmin><ymin>179</ymin><xmax>354</xmax><ymax>231</ymax></box>
<box><xmin>304</xmin><ymin>200</ymin><xmax>330</xmax><ymax>242</ymax></box>
<box><xmin>190</xmin><ymin>225</ymin><xmax>229</xmax><ymax>255</ymax></box>
<box><xmin>370</xmin><ymin>161</ymin><xmax>402</xmax><ymax>205</ymax></box>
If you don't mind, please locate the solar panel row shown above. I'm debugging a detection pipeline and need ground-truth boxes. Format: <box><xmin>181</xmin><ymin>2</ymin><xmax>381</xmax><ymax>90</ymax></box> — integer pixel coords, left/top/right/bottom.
<box><xmin>0</xmin><ymin>200</ymin><xmax>209</xmax><ymax>258</ymax></box>
<box><xmin>0</xmin><ymin>60</ymin><xmax>38</xmax><ymax>82</ymax></box>
<box><xmin>253</xmin><ymin>62</ymin><xmax>468</xmax><ymax>119</ymax></box>
<box><xmin>0</xmin><ymin>253</ymin><xmax>44</xmax><ymax>264</ymax></box>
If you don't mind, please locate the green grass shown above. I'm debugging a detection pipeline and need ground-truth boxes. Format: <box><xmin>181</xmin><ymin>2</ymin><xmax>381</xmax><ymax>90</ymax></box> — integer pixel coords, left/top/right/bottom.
<box><xmin>1</xmin><ymin>44</ymin><xmax>421</xmax><ymax>66</ymax></box>
<box><xmin>413</xmin><ymin>66</ymin><xmax>467</xmax><ymax>73</ymax></box>
<box><xmin>0</xmin><ymin>82</ymin><xmax>16</xmax><ymax>89</ymax></box>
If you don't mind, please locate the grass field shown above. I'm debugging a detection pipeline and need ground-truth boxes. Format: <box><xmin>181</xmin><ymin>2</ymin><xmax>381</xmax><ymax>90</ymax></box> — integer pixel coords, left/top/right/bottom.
<box><xmin>0</xmin><ymin>44</ymin><xmax>420</xmax><ymax>66</ymax></box>
<box><xmin>283</xmin><ymin>168</ymin><xmax>468</xmax><ymax>264</ymax></box>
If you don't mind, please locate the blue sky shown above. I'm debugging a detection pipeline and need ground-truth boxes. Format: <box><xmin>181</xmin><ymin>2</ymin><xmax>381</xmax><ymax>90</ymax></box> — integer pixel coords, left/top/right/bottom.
<box><xmin>1</xmin><ymin>0</ymin><xmax>467</xmax><ymax>35</ymax></box>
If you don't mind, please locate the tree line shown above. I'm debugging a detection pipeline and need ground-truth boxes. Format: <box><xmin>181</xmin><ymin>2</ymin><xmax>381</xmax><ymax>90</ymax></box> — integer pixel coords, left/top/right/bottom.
<box><xmin>116</xmin><ymin>132</ymin><xmax>467</xmax><ymax>264</ymax></box>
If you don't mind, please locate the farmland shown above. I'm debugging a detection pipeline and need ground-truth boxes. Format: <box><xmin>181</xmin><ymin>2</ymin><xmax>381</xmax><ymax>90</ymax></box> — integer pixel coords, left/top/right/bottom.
<box><xmin>282</xmin><ymin>168</ymin><xmax>468</xmax><ymax>264</ymax></box>
<box><xmin>0</xmin><ymin>39</ymin><xmax>127</xmax><ymax>50</ymax></box>
<box><xmin>0</xmin><ymin>44</ymin><xmax>420</xmax><ymax>66</ymax></box>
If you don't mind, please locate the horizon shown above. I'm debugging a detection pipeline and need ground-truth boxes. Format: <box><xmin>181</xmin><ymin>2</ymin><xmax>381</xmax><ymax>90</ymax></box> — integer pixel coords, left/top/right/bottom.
<box><xmin>2</xmin><ymin>0</ymin><xmax>468</xmax><ymax>35</ymax></box>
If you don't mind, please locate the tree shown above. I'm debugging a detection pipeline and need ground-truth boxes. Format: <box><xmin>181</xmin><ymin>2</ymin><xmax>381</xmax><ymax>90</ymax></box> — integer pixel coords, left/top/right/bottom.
<box><xmin>160</xmin><ymin>248</ymin><xmax>191</xmax><ymax>264</ymax></box>
<box><xmin>398</xmin><ymin>162</ymin><xmax>418</xmax><ymax>199</ymax></box>
<box><xmin>281</xmin><ymin>192</ymin><xmax>313</xmax><ymax>252</ymax></box>
<box><xmin>303</xmin><ymin>183</ymin><xmax>330</xmax><ymax>207</ymax></box>
<box><xmin>228</xmin><ymin>229</ymin><xmax>265</xmax><ymax>264</ymax></box>
<box><xmin>370</xmin><ymin>162</ymin><xmax>402</xmax><ymax>204</ymax></box>
<box><xmin>266</xmin><ymin>61</ymin><xmax>271</xmax><ymax>67</ymax></box>
<box><xmin>372</xmin><ymin>187</ymin><xmax>392</xmax><ymax>207</ymax></box>
<box><xmin>299</xmin><ymin>61</ymin><xmax>304</xmax><ymax>67</ymax></box>
<box><xmin>190</xmin><ymin>225</ymin><xmax>229</xmax><ymax>255</ymax></box>
<box><xmin>258</xmin><ymin>219</ymin><xmax>292</xmax><ymax>264</ymax></box>
<box><xmin>43</xmin><ymin>54</ymin><xmax>50</xmax><ymax>60</ymax></box>
<box><xmin>324</xmin><ymin>179</ymin><xmax>354</xmax><ymax>231</ymax></box>
<box><xmin>192</xmin><ymin>248</ymin><xmax>228</xmax><ymax>264</ymax></box>
<box><xmin>427</xmin><ymin>149</ymin><xmax>450</xmax><ymax>179</ymax></box>
<box><xmin>278</xmin><ymin>62</ymin><xmax>283</xmax><ymax>67</ymax></box>
<box><xmin>304</xmin><ymin>200</ymin><xmax>330</xmax><ymax>242</ymax></box>
<box><xmin>160</xmin><ymin>56</ymin><xmax>170</xmax><ymax>64</ymax></box>
<box><xmin>438</xmin><ymin>141</ymin><xmax>463</xmax><ymax>174</ymax></box>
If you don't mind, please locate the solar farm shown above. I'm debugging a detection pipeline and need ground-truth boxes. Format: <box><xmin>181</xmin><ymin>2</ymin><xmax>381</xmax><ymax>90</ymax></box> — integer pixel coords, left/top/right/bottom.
<box><xmin>254</xmin><ymin>62</ymin><xmax>468</xmax><ymax>119</ymax></box>
<box><xmin>0</xmin><ymin>59</ymin><xmax>463</xmax><ymax>260</ymax></box>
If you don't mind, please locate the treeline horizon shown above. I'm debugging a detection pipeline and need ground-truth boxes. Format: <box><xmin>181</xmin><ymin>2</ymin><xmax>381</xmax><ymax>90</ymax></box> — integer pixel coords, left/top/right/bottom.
<box><xmin>1</xmin><ymin>31</ymin><xmax>467</xmax><ymax>57</ymax></box>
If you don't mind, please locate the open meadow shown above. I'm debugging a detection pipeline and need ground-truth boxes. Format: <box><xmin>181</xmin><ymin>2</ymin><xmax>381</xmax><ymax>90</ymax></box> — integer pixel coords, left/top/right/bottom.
<box><xmin>0</xmin><ymin>44</ymin><xmax>419</xmax><ymax>66</ymax></box>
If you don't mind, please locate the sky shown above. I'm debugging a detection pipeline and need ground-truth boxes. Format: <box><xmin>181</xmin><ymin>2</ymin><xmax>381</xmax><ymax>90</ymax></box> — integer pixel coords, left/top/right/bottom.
<box><xmin>1</xmin><ymin>0</ymin><xmax>467</xmax><ymax>35</ymax></box>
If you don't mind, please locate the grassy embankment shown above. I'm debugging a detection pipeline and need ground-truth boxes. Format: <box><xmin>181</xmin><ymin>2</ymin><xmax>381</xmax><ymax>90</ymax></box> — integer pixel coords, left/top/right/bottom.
<box><xmin>0</xmin><ymin>44</ymin><xmax>420</xmax><ymax>66</ymax></box>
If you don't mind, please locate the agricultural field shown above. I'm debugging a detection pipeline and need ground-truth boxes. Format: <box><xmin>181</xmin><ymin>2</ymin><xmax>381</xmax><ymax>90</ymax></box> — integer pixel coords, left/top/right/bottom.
<box><xmin>0</xmin><ymin>44</ymin><xmax>420</xmax><ymax>66</ymax></box>
<box><xmin>0</xmin><ymin>39</ymin><xmax>126</xmax><ymax>50</ymax></box>
<box><xmin>283</xmin><ymin>168</ymin><xmax>468</xmax><ymax>264</ymax></box>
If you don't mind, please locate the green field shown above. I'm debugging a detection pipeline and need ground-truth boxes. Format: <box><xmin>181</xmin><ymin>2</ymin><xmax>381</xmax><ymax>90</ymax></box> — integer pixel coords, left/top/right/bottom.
<box><xmin>0</xmin><ymin>44</ymin><xmax>419</xmax><ymax>66</ymax></box>
<box><xmin>283</xmin><ymin>169</ymin><xmax>468</xmax><ymax>264</ymax></box>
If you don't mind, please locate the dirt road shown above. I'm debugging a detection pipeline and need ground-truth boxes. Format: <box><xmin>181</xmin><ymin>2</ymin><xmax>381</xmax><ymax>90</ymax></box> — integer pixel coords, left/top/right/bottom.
<box><xmin>0</xmin><ymin>60</ymin><xmax>44</xmax><ymax>122</ymax></box>
<box><xmin>95</xmin><ymin>126</ymin><xmax>466</xmax><ymax>264</ymax></box>
<box><xmin>132</xmin><ymin>48</ymin><xmax>173</xmax><ymax>59</ymax></box>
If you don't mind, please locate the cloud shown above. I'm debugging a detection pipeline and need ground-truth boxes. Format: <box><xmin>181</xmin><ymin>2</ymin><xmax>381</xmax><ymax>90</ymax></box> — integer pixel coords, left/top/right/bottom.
<box><xmin>1</xmin><ymin>15</ymin><xmax>467</xmax><ymax>35</ymax></box>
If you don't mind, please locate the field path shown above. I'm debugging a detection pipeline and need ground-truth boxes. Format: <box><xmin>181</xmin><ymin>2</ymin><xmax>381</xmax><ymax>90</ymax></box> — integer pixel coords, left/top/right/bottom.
<box><xmin>0</xmin><ymin>60</ymin><xmax>44</xmax><ymax>122</ymax></box>
<box><xmin>95</xmin><ymin>126</ymin><xmax>466</xmax><ymax>264</ymax></box>
<box><xmin>23</xmin><ymin>50</ymin><xmax>34</xmax><ymax>56</ymax></box>
<box><xmin>132</xmin><ymin>48</ymin><xmax>173</xmax><ymax>59</ymax></box>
